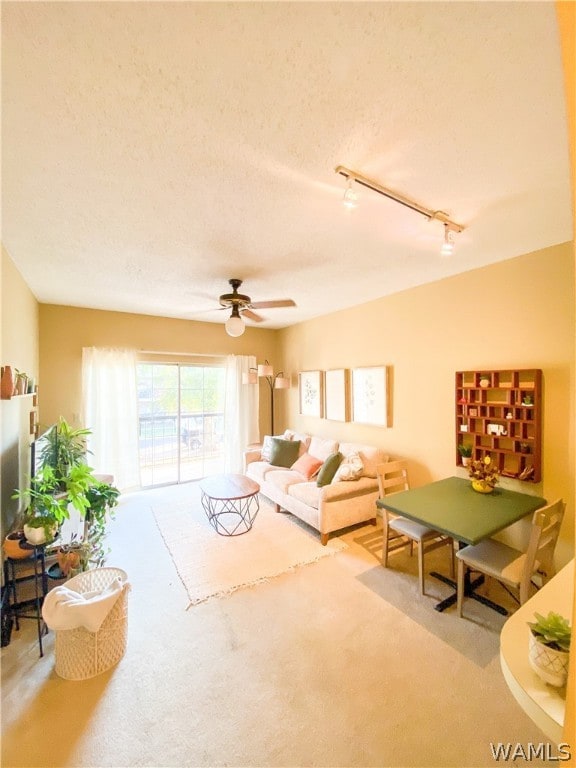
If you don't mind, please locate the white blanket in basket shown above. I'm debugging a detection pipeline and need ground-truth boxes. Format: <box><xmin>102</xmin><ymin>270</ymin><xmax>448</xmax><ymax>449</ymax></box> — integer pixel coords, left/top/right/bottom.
<box><xmin>42</xmin><ymin>576</ymin><xmax>124</xmax><ymax>632</ymax></box>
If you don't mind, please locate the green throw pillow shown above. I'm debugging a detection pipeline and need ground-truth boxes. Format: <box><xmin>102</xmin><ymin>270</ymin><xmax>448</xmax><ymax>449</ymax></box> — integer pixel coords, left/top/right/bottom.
<box><xmin>269</xmin><ymin>438</ymin><xmax>301</xmax><ymax>468</ymax></box>
<box><xmin>316</xmin><ymin>452</ymin><xmax>343</xmax><ymax>487</ymax></box>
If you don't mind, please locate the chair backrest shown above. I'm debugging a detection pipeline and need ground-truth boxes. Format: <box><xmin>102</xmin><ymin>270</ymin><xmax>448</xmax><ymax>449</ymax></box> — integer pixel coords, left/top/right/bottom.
<box><xmin>521</xmin><ymin>498</ymin><xmax>565</xmax><ymax>595</ymax></box>
<box><xmin>376</xmin><ymin>460</ymin><xmax>410</xmax><ymax>499</ymax></box>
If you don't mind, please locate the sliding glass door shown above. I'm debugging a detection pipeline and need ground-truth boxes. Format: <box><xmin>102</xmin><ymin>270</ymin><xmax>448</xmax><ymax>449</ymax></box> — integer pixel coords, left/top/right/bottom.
<box><xmin>137</xmin><ymin>362</ymin><xmax>226</xmax><ymax>487</ymax></box>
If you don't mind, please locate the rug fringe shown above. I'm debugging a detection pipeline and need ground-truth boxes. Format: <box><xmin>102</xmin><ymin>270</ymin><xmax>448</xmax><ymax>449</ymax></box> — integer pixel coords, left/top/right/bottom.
<box><xmin>185</xmin><ymin>549</ymin><xmax>342</xmax><ymax>610</ymax></box>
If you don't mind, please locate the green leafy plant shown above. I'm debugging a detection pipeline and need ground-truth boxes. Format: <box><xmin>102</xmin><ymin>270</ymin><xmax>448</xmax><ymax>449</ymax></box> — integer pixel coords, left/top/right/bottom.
<box><xmin>468</xmin><ymin>455</ymin><xmax>499</xmax><ymax>488</ymax></box>
<box><xmin>13</xmin><ymin>465</ymin><xmax>69</xmax><ymax>524</ymax></box>
<box><xmin>458</xmin><ymin>444</ymin><xmax>473</xmax><ymax>458</ymax></box>
<box><xmin>83</xmin><ymin>481</ymin><xmax>121</xmax><ymax>568</ymax></box>
<box><xmin>528</xmin><ymin>611</ymin><xmax>571</xmax><ymax>652</ymax></box>
<box><xmin>38</xmin><ymin>417</ymin><xmax>91</xmax><ymax>487</ymax></box>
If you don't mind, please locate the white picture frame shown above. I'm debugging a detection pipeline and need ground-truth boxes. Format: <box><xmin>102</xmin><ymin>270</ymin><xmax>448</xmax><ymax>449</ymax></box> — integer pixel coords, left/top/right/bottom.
<box><xmin>299</xmin><ymin>370</ymin><xmax>323</xmax><ymax>417</ymax></box>
<box><xmin>324</xmin><ymin>369</ymin><xmax>349</xmax><ymax>422</ymax></box>
<box><xmin>351</xmin><ymin>366</ymin><xmax>388</xmax><ymax>426</ymax></box>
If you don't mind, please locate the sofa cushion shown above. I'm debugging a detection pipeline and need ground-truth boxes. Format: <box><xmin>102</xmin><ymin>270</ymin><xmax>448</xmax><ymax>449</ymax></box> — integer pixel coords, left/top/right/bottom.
<box><xmin>333</xmin><ymin>451</ymin><xmax>364</xmax><ymax>481</ymax></box>
<box><xmin>308</xmin><ymin>436</ymin><xmax>339</xmax><ymax>462</ymax></box>
<box><xmin>291</xmin><ymin>452</ymin><xmax>323</xmax><ymax>481</ymax></box>
<box><xmin>266</xmin><ymin>469</ymin><xmax>305</xmax><ymax>494</ymax></box>
<box><xmin>316</xmin><ymin>452</ymin><xmax>343</xmax><ymax>487</ymax></box>
<box><xmin>338</xmin><ymin>442</ymin><xmax>387</xmax><ymax>478</ymax></box>
<box><xmin>261</xmin><ymin>433</ymin><xmax>291</xmax><ymax>461</ymax></box>
<box><xmin>245</xmin><ymin>461</ymin><xmax>277</xmax><ymax>484</ymax></box>
<box><xmin>269</xmin><ymin>437</ymin><xmax>301</xmax><ymax>468</ymax></box>
<box><xmin>287</xmin><ymin>481</ymin><xmax>321</xmax><ymax>510</ymax></box>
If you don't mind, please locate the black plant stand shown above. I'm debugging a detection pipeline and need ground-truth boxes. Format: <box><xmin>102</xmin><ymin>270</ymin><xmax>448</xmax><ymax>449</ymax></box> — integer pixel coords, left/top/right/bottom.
<box><xmin>3</xmin><ymin>544</ymin><xmax>49</xmax><ymax>656</ymax></box>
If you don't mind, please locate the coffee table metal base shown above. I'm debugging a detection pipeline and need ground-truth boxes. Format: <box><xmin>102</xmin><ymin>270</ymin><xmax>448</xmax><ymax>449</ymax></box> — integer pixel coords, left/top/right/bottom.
<box><xmin>200</xmin><ymin>475</ymin><xmax>260</xmax><ymax>537</ymax></box>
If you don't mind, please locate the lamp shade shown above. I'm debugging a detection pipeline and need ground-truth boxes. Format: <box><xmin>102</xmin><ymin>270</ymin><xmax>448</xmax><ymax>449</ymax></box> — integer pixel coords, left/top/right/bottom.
<box><xmin>225</xmin><ymin>316</ymin><xmax>245</xmax><ymax>337</ymax></box>
<box><xmin>258</xmin><ymin>363</ymin><xmax>274</xmax><ymax>377</ymax></box>
<box><xmin>274</xmin><ymin>376</ymin><xmax>290</xmax><ymax>389</ymax></box>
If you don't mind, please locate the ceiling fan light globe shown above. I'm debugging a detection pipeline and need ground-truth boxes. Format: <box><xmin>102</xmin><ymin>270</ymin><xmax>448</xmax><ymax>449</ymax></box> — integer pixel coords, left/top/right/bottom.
<box><xmin>225</xmin><ymin>316</ymin><xmax>245</xmax><ymax>337</ymax></box>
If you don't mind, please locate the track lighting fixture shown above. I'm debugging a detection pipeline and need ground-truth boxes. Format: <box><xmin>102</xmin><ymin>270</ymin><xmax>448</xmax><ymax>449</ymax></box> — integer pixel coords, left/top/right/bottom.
<box><xmin>335</xmin><ymin>165</ymin><xmax>464</xmax><ymax>254</ymax></box>
<box><xmin>342</xmin><ymin>177</ymin><xmax>359</xmax><ymax>209</ymax></box>
<box><xmin>441</xmin><ymin>223</ymin><xmax>457</xmax><ymax>257</ymax></box>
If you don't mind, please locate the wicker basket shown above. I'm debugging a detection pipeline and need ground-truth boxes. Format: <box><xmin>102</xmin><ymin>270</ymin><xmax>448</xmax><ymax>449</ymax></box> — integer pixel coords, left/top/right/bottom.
<box><xmin>54</xmin><ymin>567</ymin><xmax>129</xmax><ymax>681</ymax></box>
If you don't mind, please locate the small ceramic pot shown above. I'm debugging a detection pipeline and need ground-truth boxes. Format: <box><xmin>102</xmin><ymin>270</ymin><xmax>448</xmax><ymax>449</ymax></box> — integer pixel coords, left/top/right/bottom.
<box><xmin>528</xmin><ymin>631</ymin><xmax>570</xmax><ymax>688</ymax></box>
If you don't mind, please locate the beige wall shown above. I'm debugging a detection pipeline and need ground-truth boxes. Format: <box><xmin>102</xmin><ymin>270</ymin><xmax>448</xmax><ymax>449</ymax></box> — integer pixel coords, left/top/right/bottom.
<box><xmin>1</xmin><ymin>246</ymin><xmax>39</xmax><ymax>380</ymax></box>
<box><xmin>279</xmin><ymin>243</ymin><xmax>575</xmax><ymax>567</ymax></box>
<box><xmin>1</xmin><ymin>247</ymin><xmax>40</xmax><ymax>534</ymax></box>
<box><xmin>38</xmin><ymin>304</ymin><xmax>282</xmax><ymax>434</ymax></box>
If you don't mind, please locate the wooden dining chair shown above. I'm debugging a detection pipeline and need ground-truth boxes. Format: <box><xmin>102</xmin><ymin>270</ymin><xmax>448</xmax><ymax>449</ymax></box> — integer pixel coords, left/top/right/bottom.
<box><xmin>456</xmin><ymin>498</ymin><xmax>565</xmax><ymax>616</ymax></box>
<box><xmin>376</xmin><ymin>461</ymin><xmax>455</xmax><ymax>595</ymax></box>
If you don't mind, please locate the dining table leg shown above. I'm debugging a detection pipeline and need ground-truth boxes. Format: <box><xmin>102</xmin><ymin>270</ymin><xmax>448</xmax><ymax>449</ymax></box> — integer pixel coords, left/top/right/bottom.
<box><xmin>430</xmin><ymin>559</ymin><xmax>509</xmax><ymax>615</ymax></box>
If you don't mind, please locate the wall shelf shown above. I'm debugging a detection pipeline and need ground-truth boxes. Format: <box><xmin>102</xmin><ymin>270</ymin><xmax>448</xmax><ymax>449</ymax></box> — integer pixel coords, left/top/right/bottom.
<box><xmin>456</xmin><ymin>369</ymin><xmax>542</xmax><ymax>482</ymax></box>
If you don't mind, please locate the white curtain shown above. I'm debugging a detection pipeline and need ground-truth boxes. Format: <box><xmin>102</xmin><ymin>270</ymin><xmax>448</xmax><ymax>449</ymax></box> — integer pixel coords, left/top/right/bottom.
<box><xmin>223</xmin><ymin>355</ymin><xmax>259</xmax><ymax>473</ymax></box>
<box><xmin>82</xmin><ymin>347</ymin><xmax>141</xmax><ymax>491</ymax></box>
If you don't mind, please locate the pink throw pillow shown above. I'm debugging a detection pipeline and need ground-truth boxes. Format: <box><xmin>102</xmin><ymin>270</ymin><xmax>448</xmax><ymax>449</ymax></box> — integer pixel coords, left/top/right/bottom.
<box><xmin>291</xmin><ymin>453</ymin><xmax>323</xmax><ymax>481</ymax></box>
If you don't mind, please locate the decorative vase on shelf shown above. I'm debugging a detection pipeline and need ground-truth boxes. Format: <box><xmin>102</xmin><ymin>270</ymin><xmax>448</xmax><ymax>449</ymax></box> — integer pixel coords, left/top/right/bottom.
<box><xmin>1</xmin><ymin>365</ymin><xmax>14</xmax><ymax>399</ymax></box>
<box><xmin>472</xmin><ymin>480</ymin><xmax>493</xmax><ymax>494</ymax></box>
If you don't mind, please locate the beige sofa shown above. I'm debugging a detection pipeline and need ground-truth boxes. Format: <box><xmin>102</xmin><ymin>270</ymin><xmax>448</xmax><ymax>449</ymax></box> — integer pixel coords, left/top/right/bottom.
<box><xmin>244</xmin><ymin>431</ymin><xmax>388</xmax><ymax>544</ymax></box>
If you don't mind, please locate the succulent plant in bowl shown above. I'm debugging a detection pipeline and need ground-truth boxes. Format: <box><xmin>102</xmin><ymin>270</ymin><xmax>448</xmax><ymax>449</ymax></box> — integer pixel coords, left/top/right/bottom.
<box><xmin>527</xmin><ymin>611</ymin><xmax>571</xmax><ymax>688</ymax></box>
<box><xmin>528</xmin><ymin>611</ymin><xmax>571</xmax><ymax>652</ymax></box>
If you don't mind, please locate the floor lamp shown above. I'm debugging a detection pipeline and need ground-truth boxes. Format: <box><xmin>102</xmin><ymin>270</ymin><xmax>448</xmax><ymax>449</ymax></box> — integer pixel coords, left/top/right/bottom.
<box><xmin>243</xmin><ymin>360</ymin><xmax>290</xmax><ymax>435</ymax></box>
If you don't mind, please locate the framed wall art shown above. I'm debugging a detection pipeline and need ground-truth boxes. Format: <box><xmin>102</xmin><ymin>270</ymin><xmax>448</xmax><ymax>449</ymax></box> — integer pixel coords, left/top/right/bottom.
<box><xmin>324</xmin><ymin>369</ymin><xmax>349</xmax><ymax>422</ymax></box>
<box><xmin>299</xmin><ymin>370</ymin><xmax>323</xmax><ymax>417</ymax></box>
<box><xmin>351</xmin><ymin>366</ymin><xmax>389</xmax><ymax>426</ymax></box>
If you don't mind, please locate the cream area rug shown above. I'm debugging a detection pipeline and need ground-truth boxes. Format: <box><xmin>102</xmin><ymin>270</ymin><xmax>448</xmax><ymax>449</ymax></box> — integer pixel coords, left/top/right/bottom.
<box><xmin>152</xmin><ymin>491</ymin><xmax>346</xmax><ymax>608</ymax></box>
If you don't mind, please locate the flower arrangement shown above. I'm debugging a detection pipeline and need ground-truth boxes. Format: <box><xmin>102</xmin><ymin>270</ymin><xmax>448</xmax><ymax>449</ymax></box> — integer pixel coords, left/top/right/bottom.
<box><xmin>468</xmin><ymin>455</ymin><xmax>499</xmax><ymax>489</ymax></box>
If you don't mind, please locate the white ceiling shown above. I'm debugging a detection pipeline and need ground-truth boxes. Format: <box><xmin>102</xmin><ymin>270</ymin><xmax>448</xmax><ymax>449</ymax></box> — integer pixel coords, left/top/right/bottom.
<box><xmin>2</xmin><ymin>2</ymin><xmax>572</xmax><ymax>331</ymax></box>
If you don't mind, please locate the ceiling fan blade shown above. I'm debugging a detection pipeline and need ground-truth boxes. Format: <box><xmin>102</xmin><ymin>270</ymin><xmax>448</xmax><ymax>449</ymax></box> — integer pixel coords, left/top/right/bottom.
<box><xmin>249</xmin><ymin>299</ymin><xmax>296</xmax><ymax>309</ymax></box>
<box><xmin>241</xmin><ymin>308</ymin><xmax>265</xmax><ymax>323</ymax></box>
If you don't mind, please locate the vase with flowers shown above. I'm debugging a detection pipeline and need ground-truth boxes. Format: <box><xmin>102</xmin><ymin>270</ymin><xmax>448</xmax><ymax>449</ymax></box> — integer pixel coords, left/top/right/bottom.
<box><xmin>468</xmin><ymin>455</ymin><xmax>499</xmax><ymax>493</ymax></box>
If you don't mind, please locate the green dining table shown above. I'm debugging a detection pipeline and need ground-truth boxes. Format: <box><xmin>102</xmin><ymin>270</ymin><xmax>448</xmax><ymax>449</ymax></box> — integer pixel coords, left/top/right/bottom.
<box><xmin>376</xmin><ymin>476</ymin><xmax>547</xmax><ymax>613</ymax></box>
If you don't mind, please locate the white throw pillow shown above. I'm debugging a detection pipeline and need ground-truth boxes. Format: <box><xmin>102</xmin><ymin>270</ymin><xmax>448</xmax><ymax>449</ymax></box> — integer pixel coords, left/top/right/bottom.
<box><xmin>333</xmin><ymin>451</ymin><xmax>364</xmax><ymax>481</ymax></box>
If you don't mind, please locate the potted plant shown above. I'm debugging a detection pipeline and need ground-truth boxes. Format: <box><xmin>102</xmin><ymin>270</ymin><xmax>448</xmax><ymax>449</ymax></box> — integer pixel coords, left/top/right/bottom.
<box><xmin>457</xmin><ymin>444</ymin><xmax>473</xmax><ymax>467</ymax></box>
<box><xmin>13</xmin><ymin>465</ymin><xmax>69</xmax><ymax>545</ymax></box>
<box><xmin>468</xmin><ymin>455</ymin><xmax>499</xmax><ymax>493</ymax></box>
<box><xmin>37</xmin><ymin>417</ymin><xmax>91</xmax><ymax>488</ymax></box>
<box><xmin>527</xmin><ymin>611</ymin><xmax>571</xmax><ymax>687</ymax></box>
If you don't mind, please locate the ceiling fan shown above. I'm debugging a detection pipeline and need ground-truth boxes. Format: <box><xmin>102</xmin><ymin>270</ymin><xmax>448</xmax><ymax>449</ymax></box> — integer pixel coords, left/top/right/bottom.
<box><xmin>218</xmin><ymin>278</ymin><xmax>296</xmax><ymax>337</ymax></box>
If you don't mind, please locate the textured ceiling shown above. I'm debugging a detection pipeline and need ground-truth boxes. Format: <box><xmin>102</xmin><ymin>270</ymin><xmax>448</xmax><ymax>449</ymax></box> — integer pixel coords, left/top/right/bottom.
<box><xmin>1</xmin><ymin>2</ymin><xmax>572</xmax><ymax>330</ymax></box>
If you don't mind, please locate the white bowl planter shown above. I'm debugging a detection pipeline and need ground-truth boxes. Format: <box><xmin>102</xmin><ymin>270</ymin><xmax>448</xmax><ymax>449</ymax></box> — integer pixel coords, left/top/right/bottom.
<box><xmin>23</xmin><ymin>523</ymin><xmax>57</xmax><ymax>546</ymax></box>
<box><xmin>528</xmin><ymin>630</ymin><xmax>570</xmax><ymax>688</ymax></box>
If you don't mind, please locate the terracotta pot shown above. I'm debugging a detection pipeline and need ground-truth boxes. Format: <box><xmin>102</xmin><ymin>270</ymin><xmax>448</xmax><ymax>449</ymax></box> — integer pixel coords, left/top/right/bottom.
<box><xmin>3</xmin><ymin>531</ymin><xmax>31</xmax><ymax>559</ymax></box>
<box><xmin>1</xmin><ymin>366</ymin><xmax>14</xmax><ymax>399</ymax></box>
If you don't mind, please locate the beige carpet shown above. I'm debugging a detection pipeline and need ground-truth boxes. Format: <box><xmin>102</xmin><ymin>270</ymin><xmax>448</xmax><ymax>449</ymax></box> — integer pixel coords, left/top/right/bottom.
<box><xmin>153</xmin><ymin>492</ymin><xmax>346</xmax><ymax>607</ymax></box>
<box><xmin>2</xmin><ymin>484</ymin><xmax>555</xmax><ymax>768</ymax></box>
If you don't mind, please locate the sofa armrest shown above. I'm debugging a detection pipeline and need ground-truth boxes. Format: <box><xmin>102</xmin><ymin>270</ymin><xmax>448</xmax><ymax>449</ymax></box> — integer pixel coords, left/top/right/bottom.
<box><xmin>244</xmin><ymin>446</ymin><xmax>263</xmax><ymax>471</ymax></box>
